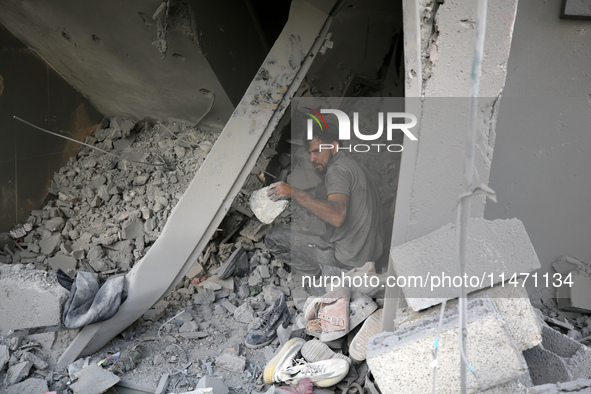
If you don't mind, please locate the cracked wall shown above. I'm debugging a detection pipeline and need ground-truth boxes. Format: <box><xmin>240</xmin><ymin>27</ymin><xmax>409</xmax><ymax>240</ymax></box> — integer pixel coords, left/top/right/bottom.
<box><xmin>402</xmin><ymin>0</ymin><xmax>518</xmax><ymax>241</ymax></box>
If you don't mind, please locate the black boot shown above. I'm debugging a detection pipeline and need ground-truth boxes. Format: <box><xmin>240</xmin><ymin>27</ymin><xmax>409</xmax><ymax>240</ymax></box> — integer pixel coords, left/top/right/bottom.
<box><xmin>245</xmin><ymin>293</ymin><xmax>290</xmax><ymax>348</ymax></box>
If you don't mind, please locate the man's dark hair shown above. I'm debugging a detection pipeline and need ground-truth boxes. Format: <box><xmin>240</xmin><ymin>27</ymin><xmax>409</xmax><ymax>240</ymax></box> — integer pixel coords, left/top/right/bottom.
<box><xmin>303</xmin><ymin>127</ymin><xmax>342</xmax><ymax>149</ymax></box>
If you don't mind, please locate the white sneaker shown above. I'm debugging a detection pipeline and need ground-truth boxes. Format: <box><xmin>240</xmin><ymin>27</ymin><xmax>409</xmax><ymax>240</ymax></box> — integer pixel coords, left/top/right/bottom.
<box><xmin>277</xmin><ymin>358</ymin><xmax>350</xmax><ymax>388</ymax></box>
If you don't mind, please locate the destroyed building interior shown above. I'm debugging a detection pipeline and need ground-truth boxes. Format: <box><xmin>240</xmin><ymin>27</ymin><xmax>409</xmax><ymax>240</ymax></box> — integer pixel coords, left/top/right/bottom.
<box><xmin>0</xmin><ymin>0</ymin><xmax>590</xmax><ymax>393</ymax></box>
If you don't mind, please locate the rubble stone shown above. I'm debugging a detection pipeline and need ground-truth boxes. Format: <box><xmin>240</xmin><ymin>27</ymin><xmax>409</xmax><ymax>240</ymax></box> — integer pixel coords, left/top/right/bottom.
<box><xmin>39</xmin><ymin>233</ymin><xmax>61</xmax><ymax>255</ymax></box>
<box><xmin>70</xmin><ymin>363</ymin><xmax>120</xmax><ymax>393</ymax></box>
<box><xmin>5</xmin><ymin>361</ymin><xmax>33</xmax><ymax>385</ymax></box>
<box><xmin>22</xmin><ymin>351</ymin><xmax>48</xmax><ymax>370</ymax></box>
<box><xmin>185</xmin><ymin>263</ymin><xmax>204</xmax><ymax>279</ymax></box>
<box><xmin>44</xmin><ymin>217</ymin><xmax>65</xmax><ymax>232</ymax></box>
<box><xmin>215</xmin><ymin>350</ymin><xmax>246</xmax><ymax>373</ymax></box>
<box><xmin>234</xmin><ymin>303</ymin><xmax>255</xmax><ymax>324</ymax></box>
<box><xmin>143</xmin><ymin>308</ymin><xmax>166</xmax><ymax>322</ymax></box>
<box><xmin>48</xmin><ymin>254</ymin><xmax>77</xmax><ymax>276</ymax></box>
<box><xmin>122</xmin><ymin>218</ymin><xmax>145</xmax><ymax>240</ymax></box>
<box><xmin>3</xmin><ymin>378</ymin><xmax>49</xmax><ymax>394</ymax></box>
<box><xmin>179</xmin><ymin>321</ymin><xmax>199</xmax><ymax>333</ymax></box>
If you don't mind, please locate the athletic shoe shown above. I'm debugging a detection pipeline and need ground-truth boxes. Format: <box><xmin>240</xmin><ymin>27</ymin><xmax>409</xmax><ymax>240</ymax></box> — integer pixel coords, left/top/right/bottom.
<box><xmin>301</xmin><ymin>339</ymin><xmax>350</xmax><ymax>363</ymax></box>
<box><xmin>218</xmin><ymin>246</ymin><xmax>249</xmax><ymax>279</ymax></box>
<box><xmin>264</xmin><ymin>337</ymin><xmax>306</xmax><ymax>384</ymax></box>
<box><xmin>276</xmin><ymin>358</ymin><xmax>350</xmax><ymax>388</ymax></box>
<box><xmin>245</xmin><ymin>292</ymin><xmax>290</xmax><ymax>349</ymax></box>
<box><xmin>349</xmin><ymin>308</ymin><xmax>383</xmax><ymax>362</ymax></box>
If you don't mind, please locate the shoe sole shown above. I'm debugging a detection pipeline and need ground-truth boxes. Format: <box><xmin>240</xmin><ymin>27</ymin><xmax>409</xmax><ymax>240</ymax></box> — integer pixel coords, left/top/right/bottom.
<box><xmin>264</xmin><ymin>337</ymin><xmax>305</xmax><ymax>384</ymax></box>
<box><xmin>349</xmin><ymin>308</ymin><xmax>383</xmax><ymax>362</ymax></box>
<box><xmin>312</xmin><ymin>359</ymin><xmax>351</xmax><ymax>388</ymax></box>
<box><xmin>301</xmin><ymin>339</ymin><xmax>350</xmax><ymax>364</ymax></box>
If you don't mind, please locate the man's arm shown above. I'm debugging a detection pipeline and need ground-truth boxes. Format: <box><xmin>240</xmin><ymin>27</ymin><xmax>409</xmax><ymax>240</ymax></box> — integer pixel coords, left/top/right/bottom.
<box><xmin>267</xmin><ymin>182</ymin><xmax>349</xmax><ymax>227</ymax></box>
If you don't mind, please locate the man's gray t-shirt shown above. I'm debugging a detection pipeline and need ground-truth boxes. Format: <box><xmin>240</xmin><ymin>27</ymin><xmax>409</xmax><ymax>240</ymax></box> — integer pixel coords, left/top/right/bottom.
<box><xmin>324</xmin><ymin>152</ymin><xmax>383</xmax><ymax>267</ymax></box>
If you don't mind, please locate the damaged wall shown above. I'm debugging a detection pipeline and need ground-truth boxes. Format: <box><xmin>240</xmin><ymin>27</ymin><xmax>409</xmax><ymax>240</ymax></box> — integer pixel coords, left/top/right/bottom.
<box><xmin>0</xmin><ymin>24</ymin><xmax>102</xmax><ymax>231</ymax></box>
<box><xmin>484</xmin><ymin>0</ymin><xmax>591</xmax><ymax>288</ymax></box>
<box><xmin>0</xmin><ymin>0</ymin><xmax>269</xmax><ymax>128</ymax></box>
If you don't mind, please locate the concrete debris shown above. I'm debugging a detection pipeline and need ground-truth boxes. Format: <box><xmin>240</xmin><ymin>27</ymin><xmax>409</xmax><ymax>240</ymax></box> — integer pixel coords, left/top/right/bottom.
<box><xmin>196</xmin><ymin>376</ymin><xmax>229</xmax><ymax>394</ymax></box>
<box><xmin>557</xmin><ymin>274</ymin><xmax>591</xmax><ymax>313</ymax></box>
<box><xmin>0</xmin><ymin>266</ymin><xmax>68</xmax><ymax>335</ymax></box>
<box><xmin>391</xmin><ymin>217</ymin><xmax>541</xmax><ymax>310</ymax></box>
<box><xmin>2</xmin><ymin>378</ymin><xmax>49</xmax><ymax>394</ymax></box>
<box><xmin>367</xmin><ymin>298</ymin><xmax>528</xmax><ymax>393</ymax></box>
<box><xmin>5</xmin><ymin>361</ymin><xmax>33</xmax><ymax>385</ymax></box>
<box><xmin>249</xmin><ymin>187</ymin><xmax>289</xmax><ymax>224</ymax></box>
<box><xmin>215</xmin><ymin>348</ymin><xmax>246</xmax><ymax>373</ymax></box>
<box><xmin>528</xmin><ymin>378</ymin><xmax>591</xmax><ymax>393</ymax></box>
<box><xmin>185</xmin><ymin>262</ymin><xmax>205</xmax><ymax>279</ymax></box>
<box><xmin>70</xmin><ymin>363</ymin><xmax>120</xmax><ymax>393</ymax></box>
<box><xmin>0</xmin><ymin>345</ymin><xmax>9</xmax><ymax>372</ymax></box>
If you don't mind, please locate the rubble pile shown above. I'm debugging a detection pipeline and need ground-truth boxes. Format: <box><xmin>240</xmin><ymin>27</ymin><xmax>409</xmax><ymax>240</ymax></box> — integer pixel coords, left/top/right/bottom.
<box><xmin>1</xmin><ymin>114</ymin><xmax>591</xmax><ymax>393</ymax></box>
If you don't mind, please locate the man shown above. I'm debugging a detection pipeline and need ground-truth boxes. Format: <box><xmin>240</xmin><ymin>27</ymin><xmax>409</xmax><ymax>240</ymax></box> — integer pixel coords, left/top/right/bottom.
<box><xmin>265</xmin><ymin>128</ymin><xmax>384</xmax><ymax>277</ymax></box>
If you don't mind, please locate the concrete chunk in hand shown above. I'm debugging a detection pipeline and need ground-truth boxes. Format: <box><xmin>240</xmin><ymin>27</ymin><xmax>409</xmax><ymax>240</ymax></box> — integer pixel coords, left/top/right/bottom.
<box><xmin>249</xmin><ymin>187</ymin><xmax>289</xmax><ymax>224</ymax></box>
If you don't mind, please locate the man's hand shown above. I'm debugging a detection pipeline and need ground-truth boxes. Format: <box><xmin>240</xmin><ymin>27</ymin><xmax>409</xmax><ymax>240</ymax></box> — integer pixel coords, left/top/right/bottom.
<box><xmin>268</xmin><ymin>182</ymin><xmax>292</xmax><ymax>201</ymax></box>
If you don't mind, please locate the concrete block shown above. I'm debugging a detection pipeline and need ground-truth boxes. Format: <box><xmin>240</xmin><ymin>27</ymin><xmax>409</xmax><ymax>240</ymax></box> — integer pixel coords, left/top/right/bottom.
<box><xmin>367</xmin><ymin>298</ymin><xmax>527</xmax><ymax>393</ymax></box>
<box><xmin>541</xmin><ymin>325</ymin><xmax>585</xmax><ymax>358</ymax></box>
<box><xmin>556</xmin><ymin>274</ymin><xmax>591</xmax><ymax>313</ymax></box>
<box><xmin>524</xmin><ymin>346</ymin><xmax>571</xmax><ymax>386</ymax></box>
<box><xmin>391</xmin><ymin>218</ymin><xmax>540</xmax><ymax>310</ymax></box>
<box><xmin>3</xmin><ymin>378</ymin><xmax>49</xmax><ymax>394</ymax></box>
<box><xmin>249</xmin><ymin>187</ymin><xmax>289</xmax><ymax>224</ymax></box>
<box><xmin>396</xmin><ymin>283</ymin><xmax>542</xmax><ymax>352</ymax></box>
<box><xmin>0</xmin><ymin>269</ymin><xmax>68</xmax><ymax>336</ymax></box>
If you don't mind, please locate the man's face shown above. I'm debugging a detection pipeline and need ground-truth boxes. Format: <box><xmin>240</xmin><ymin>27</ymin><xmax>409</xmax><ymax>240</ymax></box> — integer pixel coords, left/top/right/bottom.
<box><xmin>308</xmin><ymin>138</ymin><xmax>336</xmax><ymax>174</ymax></box>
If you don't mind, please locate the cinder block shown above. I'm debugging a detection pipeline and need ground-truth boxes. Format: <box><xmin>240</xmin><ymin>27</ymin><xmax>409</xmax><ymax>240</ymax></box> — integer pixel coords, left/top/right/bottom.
<box><xmin>367</xmin><ymin>298</ymin><xmax>528</xmax><ymax>393</ymax></box>
<box><xmin>0</xmin><ymin>268</ymin><xmax>68</xmax><ymax>335</ymax></box>
<box><xmin>540</xmin><ymin>325</ymin><xmax>585</xmax><ymax>358</ymax></box>
<box><xmin>391</xmin><ymin>218</ymin><xmax>540</xmax><ymax>310</ymax></box>
<box><xmin>523</xmin><ymin>346</ymin><xmax>571</xmax><ymax>386</ymax></box>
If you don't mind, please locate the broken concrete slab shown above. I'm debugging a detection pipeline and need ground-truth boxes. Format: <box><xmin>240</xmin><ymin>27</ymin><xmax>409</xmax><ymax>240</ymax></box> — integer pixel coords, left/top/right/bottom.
<box><xmin>215</xmin><ymin>349</ymin><xmax>246</xmax><ymax>373</ymax></box>
<box><xmin>391</xmin><ymin>217</ymin><xmax>540</xmax><ymax>310</ymax></box>
<box><xmin>5</xmin><ymin>361</ymin><xmax>33</xmax><ymax>385</ymax></box>
<box><xmin>70</xmin><ymin>363</ymin><xmax>120</xmax><ymax>393</ymax></box>
<box><xmin>557</xmin><ymin>274</ymin><xmax>591</xmax><ymax>313</ymax></box>
<box><xmin>396</xmin><ymin>282</ymin><xmax>542</xmax><ymax>352</ymax></box>
<box><xmin>122</xmin><ymin>218</ymin><xmax>145</xmax><ymax>240</ymax></box>
<box><xmin>239</xmin><ymin>220</ymin><xmax>271</xmax><ymax>242</ymax></box>
<box><xmin>44</xmin><ymin>217</ymin><xmax>65</xmax><ymax>232</ymax></box>
<box><xmin>3</xmin><ymin>378</ymin><xmax>49</xmax><ymax>394</ymax></box>
<box><xmin>0</xmin><ymin>268</ymin><xmax>68</xmax><ymax>336</ymax></box>
<box><xmin>142</xmin><ymin>308</ymin><xmax>166</xmax><ymax>322</ymax></box>
<box><xmin>39</xmin><ymin>233</ymin><xmax>61</xmax><ymax>255</ymax></box>
<box><xmin>249</xmin><ymin>187</ymin><xmax>289</xmax><ymax>224</ymax></box>
<box><xmin>48</xmin><ymin>254</ymin><xmax>77</xmax><ymax>276</ymax></box>
<box><xmin>367</xmin><ymin>298</ymin><xmax>528</xmax><ymax>393</ymax></box>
